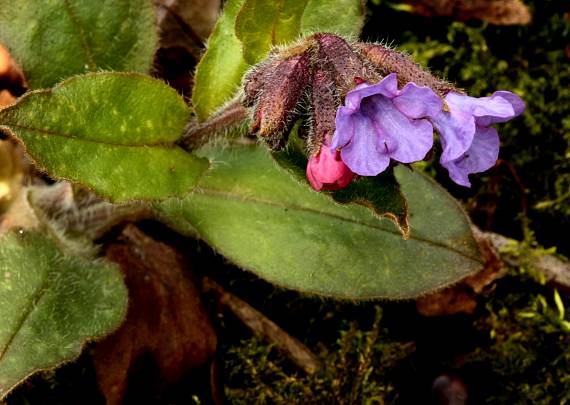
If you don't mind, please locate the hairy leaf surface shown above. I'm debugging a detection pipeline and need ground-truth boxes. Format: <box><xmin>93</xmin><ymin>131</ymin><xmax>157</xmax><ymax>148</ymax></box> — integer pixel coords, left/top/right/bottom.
<box><xmin>0</xmin><ymin>0</ymin><xmax>157</xmax><ymax>88</ymax></box>
<box><xmin>235</xmin><ymin>0</ymin><xmax>308</xmax><ymax>65</ymax></box>
<box><xmin>0</xmin><ymin>231</ymin><xmax>127</xmax><ymax>399</ymax></box>
<box><xmin>192</xmin><ymin>0</ymin><xmax>249</xmax><ymax>120</ymax></box>
<box><xmin>301</xmin><ymin>0</ymin><xmax>365</xmax><ymax>37</ymax></box>
<box><xmin>157</xmin><ymin>145</ymin><xmax>483</xmax><ymax>299</ymax></box>
<box><xmin>193</xmin><ymin>0</ymin><xmax>365</xmax><ymax>120</ymax></box>
<box><xmin>0</xmin><ymin>73</ymin><xmax>209</xmax><ymax>202</ymax></box>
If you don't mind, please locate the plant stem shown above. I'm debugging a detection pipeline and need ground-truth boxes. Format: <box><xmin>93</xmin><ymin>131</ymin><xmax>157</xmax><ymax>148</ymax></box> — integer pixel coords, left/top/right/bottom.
<box><xmin>177</xmin><ymin>101</ymin><xmax>249</xmax><ymax>152</ymax></box>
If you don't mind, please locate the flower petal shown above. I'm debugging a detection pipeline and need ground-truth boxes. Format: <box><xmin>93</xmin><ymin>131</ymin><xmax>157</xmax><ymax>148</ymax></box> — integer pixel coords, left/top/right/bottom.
<box><xmin>393</xmin><ymin>82</ymin><xmax>443</xmax><ymax>118</ymax></box>
<box><xmin>443</xmin><ymin>126</ymin><xmax>500</xmax><ymax>187</ymax></box>
<box><xmin>476</xmin><ymin>91</ymin><xmax>525</xmax><ymax>126</ymax></box>
<box><xmin>343</xmin><ymin>73</ymin><xmax>399</xmax><ymax>110</ymax></box>
<box><xmin>433</xmin><ymin>107</ymin><xmax>476</xmax><ymax>163</ymax></box>
<box><xmin>494</xmin><ymin>91</ymin><xmax>525</xmax><ymax>115</ymax></box>
<box><xmin>361</xmin><ymin>95</ymin><xmax>434</xmax><ymax>163</ymax></box>
<box><xmin>339</xmin><ymin>111</ymin><xmax>390</xmax><ymax>176</ymax></box>
<box><xmin>330</xmin><ymin>106</ymin><xmax>356</xmax><ymax>150</ymax></box>
<box><xmin>306</xmin><ymin>162</ymin><xmax>323</xmax><ymax>191</ymax></box>
<box><xmin>307</xmin><ymin>149</ymin><xmax>355</xmax><ymax>191</ymax></box>
<box><xmin>445</xmin><ymin>92</ymin><xmax>515</xmax><ymax>127</ymax></box>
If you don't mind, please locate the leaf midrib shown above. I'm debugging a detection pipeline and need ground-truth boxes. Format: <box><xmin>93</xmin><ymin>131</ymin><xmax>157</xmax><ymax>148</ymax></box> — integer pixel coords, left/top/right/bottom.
<box><xmin>194</xmin><ymin>187</ymin><xmax>484</xmax><ymax>264</ymax></box>
<box><xmin>63</xmin><ymin>0</ymin><xmax>96</xmax><ymax>69</ymax></box>
<box><xmin>0</xmin><ymin>268</ymin><xmax>51</xmax><ymax>366</ymax></box>
<box><xmin>2</xmin><ymin>123</ymin><xmax>178</xmax><ymax>148</ymax></box>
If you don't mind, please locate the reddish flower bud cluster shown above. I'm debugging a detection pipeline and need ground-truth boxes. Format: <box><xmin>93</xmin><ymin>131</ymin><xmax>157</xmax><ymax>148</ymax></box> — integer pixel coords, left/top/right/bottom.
<box><xmin>243</xmin><ymin>33</ymin><xmax>384</xmax><ymax>155</ymax></box>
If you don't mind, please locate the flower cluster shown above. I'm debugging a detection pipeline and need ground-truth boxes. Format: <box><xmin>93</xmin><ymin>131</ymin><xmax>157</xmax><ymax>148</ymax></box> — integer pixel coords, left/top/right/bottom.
<box><xmin>242</xmin><ymin>33</ymin><xmax>524</xmax><ymax>190</ymax></box>
<box><xmin>333</xmin><ymin>75</ymin><xmax>524</xmax><ymax>187</ymax></box>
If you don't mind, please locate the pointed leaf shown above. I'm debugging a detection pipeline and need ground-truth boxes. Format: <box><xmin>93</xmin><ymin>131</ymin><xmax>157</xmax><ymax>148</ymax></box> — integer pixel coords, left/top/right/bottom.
<box><xmin>0</xmin><ymin>73</ymin><xmax>209</xmax><ymax>202</ymax></box>
<box><xmin>156</xmin><ymin>144</ymin><xmax>483</xmax><ymax>299</ymax></box>
<box><xmin>0</xmin><ymin>0</ymin><xmax>157</xmax><ymax>89</ymax></box>
<box><xmin>0</xmin><ymin>230</ymin><xmax>128</xmax><ymax>399</ymax></box>
<box><xmin>235</xmin><ymin>0</ymin><xmax>308</xmax><ymax>65</ymax></box>
<box><xmin>192</xmin><ymin>0</ymin><xmax>249</xmax><ymax>121</ymax></box>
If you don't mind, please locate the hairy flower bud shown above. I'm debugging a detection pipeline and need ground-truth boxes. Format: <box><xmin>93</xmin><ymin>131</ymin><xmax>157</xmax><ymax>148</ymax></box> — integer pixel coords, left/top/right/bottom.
<box><xmin>314</xmin><ymin>34</ymin><xmax>377</xmax><ymax>95</ymax></box>
<box><xmin>358</xmin><ymin>44</ymin><xmax>454</xmax><ymax>96</ymax></box>
<box><xmin>308</xmin><ymin>69</ymin><xmax>338</xmax><ymax>154</ymax></box>
<box><xmin>250</xmin><ymin>53</ymin><xmax>311</xmax><ymax>147</ymax></box>
<box><xmin>242</xmin><ymin>58</ymin><xmax>282</xmax><ymax>107</ymax></box>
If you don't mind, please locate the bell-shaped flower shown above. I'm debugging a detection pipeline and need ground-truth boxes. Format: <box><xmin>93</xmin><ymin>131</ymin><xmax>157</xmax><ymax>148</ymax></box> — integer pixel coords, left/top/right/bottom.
<box><xmin>432</xmin><ymin>91</ymin><xmax>525</xmax><ymax>186</ymax></box>
<box><xmin>330</xmin><ymin>73</ymin><xmax>442</xmax><ymax>176</ymax></box>
<box><xmin>306</xmin><ymin>139</ymin><xmax>355</xmax><ymax>191</ymax></box>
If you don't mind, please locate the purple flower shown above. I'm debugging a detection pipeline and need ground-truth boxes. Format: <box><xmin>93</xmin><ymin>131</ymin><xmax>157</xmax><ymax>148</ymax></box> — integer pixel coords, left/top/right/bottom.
<box><xmin>330</xmin><ymin>73</ymin><xmax>442</xmax><ymax>176</ymax></box>
<box><xmin>431</xmin><ymin>91</ymin><xmax>525</xmax><ymax>187</ymax></box>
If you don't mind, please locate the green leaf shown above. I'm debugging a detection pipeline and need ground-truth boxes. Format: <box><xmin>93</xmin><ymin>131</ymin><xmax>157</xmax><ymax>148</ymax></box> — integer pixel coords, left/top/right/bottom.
<box><xmin>0</xmin><ymin>230</ymin><xmax>128</xmax><ymax>399</ymax></box>
<box><xmin>0</xmin><ymin>0</ymin><xmax>157</xmax><ymax>89</ymax></box>
<box><xmin>331</xmin><ymin>175</ymin><xmax>409</xmax><ymax>236</ymax></box>
<box><xmin>272</xmin><ymin>128</ymin><xmax>409</xmax><ymax>236</ymax></box>
<box><xmin>0</xmin><ymin>73</ymin><xmax>209</xmax><ymax>202</ymax></box>
<box><xmin>192</xmin><ymin>0</ymin><xmax>249</xmax><ymax>121</ymax></box>
<box><xmin>156</xmin><ymin>144</ymin><xmax>483</xmax><ymax>299</ymax></box>
<box><xmin>300</xmin><ymin>0</ymin><xmax>365</xmax><ymax>38</ymax></box>
<box><xmin>235</xmin><ymin>0</ymin><xmax>308</xmax><ymax>65</ymax></box>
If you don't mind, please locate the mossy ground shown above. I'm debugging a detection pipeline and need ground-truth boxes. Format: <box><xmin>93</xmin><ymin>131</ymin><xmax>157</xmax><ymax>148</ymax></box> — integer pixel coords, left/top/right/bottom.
<box><xmin>219</xmin><ymin>247</ymin><xmax>570</xmax><ymax>404</ymax></box>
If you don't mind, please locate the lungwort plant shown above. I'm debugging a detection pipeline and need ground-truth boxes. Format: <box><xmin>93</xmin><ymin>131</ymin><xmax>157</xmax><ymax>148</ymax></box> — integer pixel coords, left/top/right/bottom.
<box><xmin>0</xmin><ymin>0</ymin><xmax>524</xmax><ymax>399</ymax></box>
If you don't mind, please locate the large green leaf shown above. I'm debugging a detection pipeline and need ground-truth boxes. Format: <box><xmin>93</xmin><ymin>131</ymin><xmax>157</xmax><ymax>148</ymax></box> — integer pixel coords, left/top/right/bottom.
<box><xmin>0</xmin><ymin>230</ymin><xmax>128</xmax><ymax>399</ymax></box>
<box><xmin>192</xmin><ymin>0</ymin><xmax>249</xmax><ymax>121</ymax></box>
<box><xmin>0</xmin><ymin>0</ymin><xmax>157</xmax><ymax>89</ymax></box>
<box><xmin>235</xmin><ymin>0</ymin><xmax>308</xmax><ymax>65</ymax></box>
<box><xmin>0</xmin><ymin>73</ymin><xmax>209</xmax><ymax>202</ymax></box>
<box><xmin>156</xmin><ymin>145</ymin><xmax>483</xmax><ymax>299</ymax></box>
<box><xmin>300</xmin><ymin>0</ymin><xmax>365</xmax><ymax>37</ymax></box>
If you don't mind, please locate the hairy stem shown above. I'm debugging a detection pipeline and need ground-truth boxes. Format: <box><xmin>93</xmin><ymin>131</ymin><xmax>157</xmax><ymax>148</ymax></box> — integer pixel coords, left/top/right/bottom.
<box><xmin>177</xmin><ymin>101</ymin><xmax>249</xmax><ymax>151</ymax></box>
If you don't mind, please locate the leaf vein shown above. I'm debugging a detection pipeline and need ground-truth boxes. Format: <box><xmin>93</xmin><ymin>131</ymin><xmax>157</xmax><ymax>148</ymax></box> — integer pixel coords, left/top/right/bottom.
<box><xmin>3</xmin><ymin>123</ymin><xmax>177</xmax><ymax>149</ymax></box>
<box><xmin>63</xmin><ymin>0</ymin><xmax>96</xmax><ymax>69</ymax></box>
<box><xmin>197</xmin><ymin>187</ymin><xmax>484</xmax><ymax>264</ymax></box>
<box><xmin>0</xmin><ymin>271</ymin><xmax>51</xmax><ymax>364</ymax></box>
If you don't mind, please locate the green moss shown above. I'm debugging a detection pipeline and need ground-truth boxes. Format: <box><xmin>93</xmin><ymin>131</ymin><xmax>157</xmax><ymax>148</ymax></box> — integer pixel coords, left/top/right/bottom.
<box><xmin>463</xmin><ymin>282</ymin><xmax>570</xmax><ymax>403</ymax></box>
<box><xmin>223</xmin><ymin>306</ymin><xmax>415</xmax><ymax>404</ymax></box>
<box><xmin>220</xmin><ymin>263</ymin><xmax>570</xmax><ymax>404</ymax></box>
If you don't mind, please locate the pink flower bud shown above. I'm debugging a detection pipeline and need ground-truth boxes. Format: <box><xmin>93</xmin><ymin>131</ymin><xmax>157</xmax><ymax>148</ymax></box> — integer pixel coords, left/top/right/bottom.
<box><xmin>306</xmin><ymin>141</ymin><xmax>355</xmax><ymax>191</ymax></box>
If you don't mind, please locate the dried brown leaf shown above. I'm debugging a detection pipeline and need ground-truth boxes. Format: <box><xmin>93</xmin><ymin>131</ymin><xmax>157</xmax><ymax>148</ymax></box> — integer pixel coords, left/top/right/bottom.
<box><xmin>404</xmin><ymin>0</ymin><xmax>531</xmax><ymax>25</ymax></box>
<box><xmin>416</xmin><ymin>227</ymin><xmax>506</xmax><ymax>316</ymax></box>
<box><xmin>155</xmin><ymin>0</ymin><xmax>221</xmax><ymax>50</ymax></box>
<box><xmin>0</xmin><ymin>43</ymin><xmax>26</xmax><ymax>94</ymax></box>
<box><xmin>94</xmin><ymin>225</ymin><xmax>217</xmax><ymax>405</ymax></box>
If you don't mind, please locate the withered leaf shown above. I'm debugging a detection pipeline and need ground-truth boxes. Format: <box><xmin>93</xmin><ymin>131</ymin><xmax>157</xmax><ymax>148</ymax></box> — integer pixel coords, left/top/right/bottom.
<box><xmin>404</xmin><ymin>0</ymin><xmax>531</xmax><ymax>25</ymax></box>
<box><xmin>155</xmin><ymin>0</ymin><xmax>221</xmax><ymax>50</ymax></box>
<box><xmin>416</xmin><ymin>227</ymin><xmax>506</xmax><ymax>316</ymax></box>
<box><xmin>94</xmin><ymin>225</ymin><xmax>217</xmax><ymax>405</ymax></box>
